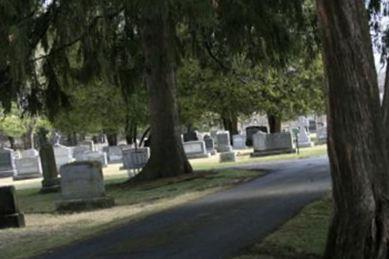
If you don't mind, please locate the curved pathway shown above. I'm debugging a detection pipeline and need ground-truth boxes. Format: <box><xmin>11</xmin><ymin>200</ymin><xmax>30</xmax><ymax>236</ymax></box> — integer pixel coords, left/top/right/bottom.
<box><xmin>37</xmin><ymin>156</ymin><xmax>330</xmax><ymax>259</ymax></box>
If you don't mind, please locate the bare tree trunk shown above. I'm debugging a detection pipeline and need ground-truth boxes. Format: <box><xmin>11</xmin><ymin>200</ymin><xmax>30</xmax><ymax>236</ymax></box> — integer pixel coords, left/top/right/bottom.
<box><xmin>134</xmin><ymin>1</ymin><xmax>192</xmax><ymax>181</ymax></box>
<box><xmin>267</xmin><ymin>114</ymin><xmax>281</xmax><ymax>133</ymax></box>
<box><xmin>222</xmin><ymin>114</ymin><xmax>238</xmax><ymax>135</ymax></box>
<box><xmin>317</xmin><ymin>0</ymin><xmax>389</xmax><ymax>258</ymax></box>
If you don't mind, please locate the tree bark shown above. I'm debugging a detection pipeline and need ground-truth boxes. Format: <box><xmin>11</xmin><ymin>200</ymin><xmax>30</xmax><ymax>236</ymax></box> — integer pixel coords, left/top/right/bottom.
<box><xmin>106</xmin><ymin>133</ymin><xmax>117</xmax><ymax>146</ymax></box>
<box><xmin>317</xmin><ymin>1</ymin><xmax>389</xmax><ymax>258</ymax></box>
<box><xmin>222</xmin><ymin>114</ymin><xmax>238</xmax><ymax>136</ymax></box>
<box><xmin>8</xmin><ymin>136</ymin><xmax>15</xmax><ymax>150</ymax></box>
<box><xmin>134</xmin><ymin>1</ymin><xmax>192</xmax><ymax>181</ymax></box>
<box><xmin>267</xmin><ymin>114</ymin><xmax>281</xmax><ymax>133</ymax></box>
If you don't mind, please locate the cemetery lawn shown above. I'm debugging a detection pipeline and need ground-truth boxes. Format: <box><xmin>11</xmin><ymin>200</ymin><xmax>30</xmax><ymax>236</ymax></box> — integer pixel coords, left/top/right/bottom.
<box><xmin>192</xmin><ymin>144</ymin><xmax>327</xmax><ymax>170</ymax></box>
<box><xmin>0</xmin><ymin>169</ymin><xmax>263</xmax><ymax>258</ymax></box>
<box><xmin>236</xmin><ymin>196</ymin><xmax>332</xmax><ymax>259</ymax></box>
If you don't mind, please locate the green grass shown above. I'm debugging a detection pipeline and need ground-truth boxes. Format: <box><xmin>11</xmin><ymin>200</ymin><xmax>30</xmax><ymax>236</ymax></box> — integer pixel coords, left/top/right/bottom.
<box><xmin>1</xmin><ymin>169</ymin><xmax>263</xmax><ymax>258</ymax></box>
<box><xmin>238</xmin><ymin>197</ymin><xmax>332</xmax><ymax>259</ymax></box>
<box><xmin>192</xmin><ymin>144</ymin><xmax>327</xmax><ymax>171</ymax></box>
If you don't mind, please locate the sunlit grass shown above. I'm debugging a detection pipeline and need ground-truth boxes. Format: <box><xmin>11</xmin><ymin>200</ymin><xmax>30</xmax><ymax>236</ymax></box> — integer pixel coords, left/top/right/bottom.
<box><xmin>237</xmin><ymin>196</ymin><xmax>332</xmax><ymax>259</ymax></box>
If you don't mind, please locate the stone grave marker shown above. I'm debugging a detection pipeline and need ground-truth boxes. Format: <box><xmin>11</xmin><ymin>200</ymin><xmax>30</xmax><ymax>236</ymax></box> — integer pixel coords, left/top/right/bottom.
<box><xmin>183</xmin><ymin>141</ymin><xmax>210</xmax><ymax>159</ymax></box>
<box><xmin>233</xmin><ymin>134</ymin><xmax>246</xmax><ymax>149</ymax></box>
<box><xmin>251</xmin><ymin>132</ymin><xmax>295</xmax><ymax>157</ymax></box>
<box><xmin>57</xmin><ymin>161</ymin><xmax>114</xmax><ymax>212</ymax></box>
<box><xmin>203</xmin><ymin>135</ymin><xmax>216</xmax><ymax>155</ymax></box>
<box><xmin>122</xmin><ymin>147</ymin><xmax>150</xmax><ymax>171</ymax></box>
<box><xmin>103</xmin><ymin>146</ymin><xmax>123</xmax><ymax>163</ymax></box>
<box><xmin>0</xmin><ymin>186</ymin><xmax>25</xmax><ymax>229</ymax></box>
<box><xmin>219</xmin><ymin>152</ymin><xmax>236</xmax><ymax>163</ymax></box>
<box><xmin>297</xmin><ymin>117</ymin><xmax>314</xmax><ymax>148</ymax></box>
<box><xmin>0</xmin><ymin>148</ymin><xmax>16</xmax><ymax>178</ymax></box>
<box><xmin>316</xmin><ymin>126</ymin><xmax>327</xmax><ymax>144</ymax></box>
<box><xmin>74</xmin><ymin>150</ymin><xmax>108</xmax><ymax>167</ymax></box>
<box><xmin>245</xmin><ymin>126</ymin><xmax>268</xmax><ymax>146</ymax></box>
<box><xmin>54</xmin><ymin>145</ymin><xmax>75</xmax><ymax>170</ymax></box>
<box><xmin>13</xmin><ymin>148</ymin><xmax>42</xmax><ymax>180</ymax></box>
<box><xmin>216</xmin><ymin>131</ymin><xmax>232</xmax><ymax>152</ymax></box>
<box><xmin>39</xmin><ymin>129</ymin><xmax>60</xmax><ymax>193</ymax></box>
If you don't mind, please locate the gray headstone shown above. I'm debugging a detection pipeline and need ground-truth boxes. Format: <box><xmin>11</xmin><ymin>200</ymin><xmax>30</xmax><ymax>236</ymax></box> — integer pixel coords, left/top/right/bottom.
<box><xmin>74</xmin><ymin>151</ymin><xmax>108</xmax><ymax>167</ymax></box>
<box><xmin>0</xmin><ymin>148</ymin><xmax>16</xmax><ymax>178</ymax></box>
<box><xmin>104</xmin><ymin>146</ymin><xmax>123</xmax><ymax>163</ymax></box>
<box><xmin>14</xmin><ymin>149</ymin><xmax>42</xmax><ymax>180</ymax></box>
<box><xmin>233</xmin><ymin>134</ymin><xmax>246</xmax><ymax>149</ymax></box>
<box><xmin>122</xmin><ymin>148</ymin><xmax>150</xmax><ymax>170</ymax></box>
<box><xmin>216</xmin><ymin>131</ymin><xmax>232</xmax><ymax>152</ymax></box>
<box><xmin>316</xmin><ymin>126</ymin><xmax>327</xmax><ymax>144</ymax></box>
<box><xmin>252</xmin><ymin>132</ymin><xmax>295</xmax><ymax>156</ymax></box>
<box><xmin>57</xmin><ymin>161</ymin><xmax>114</xmax><ymax>212</ymax></box>
<box><xmin>183</xmin><ymin>141</ymin><xmax>210</xmax><ymax>159</ymax></box>
<box><xmin>0</xmin><ymin>186</ymin><xmax>25</xmax><ymax>229</ymax></box>
<box><xmin>203</xmin><ymin>136</ymin><xmax>216</xmax><ymax>155</ymax></box>
<box><xmin>54</xmin><ymin>145</ymin><xmax>75</xmax><ymax>170</ymax></box>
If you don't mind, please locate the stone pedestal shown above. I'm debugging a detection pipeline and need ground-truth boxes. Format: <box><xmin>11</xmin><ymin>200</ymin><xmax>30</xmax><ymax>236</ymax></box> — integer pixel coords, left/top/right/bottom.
<box><xmin>56</xmin><ymin>161</ymin><xmax>114</xmax><ymax>212</ymax></box>
<box><xmin>219</xmin><ymin>152</ymin><xmax>236</xmax><ymax>163</ymax></box>
<box><xmin>0</xmin><ymin>186</ymin><xmax>25</xmax><ymax>229</ymax></box>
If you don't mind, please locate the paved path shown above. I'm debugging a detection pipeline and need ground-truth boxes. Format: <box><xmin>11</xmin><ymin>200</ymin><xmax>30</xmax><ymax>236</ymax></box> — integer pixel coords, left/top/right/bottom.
<box><xmin>38</xmin><ymin>156</ymin><xmax>330</xmax><ymax>259</ymax></box>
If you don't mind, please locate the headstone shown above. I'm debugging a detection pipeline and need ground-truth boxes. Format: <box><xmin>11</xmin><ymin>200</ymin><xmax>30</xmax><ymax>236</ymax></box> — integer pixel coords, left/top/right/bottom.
<box><xmin>79</xmin><ymin>140</ymin><xmax>94</xmax><ymax>151</ymax></box>
<box><xmin>210</xmin><ymin>130</ymin><xmax>218</xmax><ymax>145</ymax></box>
<box><xmin>216</xmin><ymin>131</ymin><xmax>232</xmax><ymax>152</ymax></box>
<box><xmin>219</xmin><ymin>152</ymin><xmax>236</xmax><ymax>163</ymax></box>
<box><xmin>245</xmin><ymin>126</ymin><xmax>268</xmax><ymax>146</ymax></box>
<box><xmin>103</xmin><ymin>146</ymin><xmax>123</xmax><ymax>163</ymax></box>
<box><xmin>309</xmin><ymin>120</ymin><xmax>317</xmax><ymax>133</ymax></box>
<box><xmin>0</xmin><ymin>186</ymin><xmax>25</xmax><ymax>229</ymax></box>
<box><xmin>38</xmin><ymin>128</ymin><xmax>60</xmax><ymax>193</ymax></box>
<box><xmin>297</xmin><ymin>117</ymin><xmax>314</xmax><ymax>148</ymax></box>
<box><xmin>0</xmin><ymin>148</ymin><xmax>16</xmax><ymax>178</ymax></box>
<box><xmin>316</xmin><ymin>126</ymin><xmax>327</xmax><ymax>144</ymax></box>
<box><xmin>122</xmin><ymin>148</ymin><xmax>150</xmax><ymax>170</ymax></box>
<box><xmin>13</xmin><ymin>149</ymin><xmax>42</xmax><ymax>180</ymax></box>
<box><xmin>72</xmin><ymin>145</ymin><xmax>90</xmax><ymax>159</ymax></box>
<box><xmin>233</xmin><ymin>134</ymin><xmax>246</xmax><ymax>149</ymax></box>
<box><xmin>183</xmin><ymin>131</ymin><xmax>198</xmax><ymax>142</ymax></box>
<box><xmin>56</xmin><ymin>161</ymin><xmax>114</xmax><ymax>212</ymax></box>
<box><xmin>183</xmin><ymin>141</ymin><xmax>210</xmax><ymax>159</ymax></box>
<box><xmin>251</xmin><ymin>132</ymin><xmax>295</xmax><ymax>157</ymax></box>
<box><xmin>74</xmin><ymin>150</ymin><xmax>108</xmax><ymax>167</ymax></box>
<box><xmin>54</xmin><ymin>145</ymin><xmax>75</xmax><ymax>170</ymax></box>
<box><xmin>203</xmin><ymin>135</ymin><xmax>216</xmax><ymax>155</ymax></box>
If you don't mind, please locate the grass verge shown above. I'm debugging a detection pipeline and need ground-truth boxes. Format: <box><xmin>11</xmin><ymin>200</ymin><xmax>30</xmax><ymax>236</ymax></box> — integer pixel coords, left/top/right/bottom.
<box><xmin>192</xmin><ymin>144</ymin><xmax>327</xmax><ymax>170</ymax></box>
<box><xmin>0</xmin><ymin>169</ymin><xmax>263</xmax><ymax>258</ymax></box>
<box><xmin>237</xmin><ymin>197</ymin><xmax>332</xmax><ymax>259</ymax></box>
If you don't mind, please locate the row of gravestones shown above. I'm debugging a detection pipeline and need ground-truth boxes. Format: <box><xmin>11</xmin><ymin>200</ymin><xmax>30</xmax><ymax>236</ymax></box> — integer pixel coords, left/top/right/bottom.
<box><xmin>1</xmin><ymin>160</ymin><xmax>115</xmax><ymax>229</ymax></box>
<box><xmin>182</xmin><ymin>131</ymin><xmax>237</xmax><ymax>163</ymax></box>
<box><xmin>0</xmin><ymin>142</ymin><xmax>152</xmax><ymax>180</ymax></box>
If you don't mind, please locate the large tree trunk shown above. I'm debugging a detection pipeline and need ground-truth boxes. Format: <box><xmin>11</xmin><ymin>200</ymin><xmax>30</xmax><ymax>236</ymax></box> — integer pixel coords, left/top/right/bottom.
<box><xmin>267</xmin><ymin>114</ymin><xmax>281</xmax><ymax>133</ymax></box>
<box><xmin>106</xmin><ymin>133</ymin><xmax>118</xmax><ymax>146</ymax></box>
<box><xmin>317</xmin><ymin>1</ymin><xmax>389</xmax><ymax>258</ymax></box>
<box><xmin>134</xmin><ymin>1</ymin><xmax>192</xmax><ymax>181</ymax></box>
<box><xmin>222</xmin><ymin>114</ymin><xmax>239</xmax><ymax>139</ymax></box>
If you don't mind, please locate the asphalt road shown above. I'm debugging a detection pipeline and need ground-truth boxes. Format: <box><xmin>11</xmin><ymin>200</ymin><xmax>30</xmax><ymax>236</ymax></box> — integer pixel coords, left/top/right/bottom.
<box><xmin>37</xmin><ymin>156</ymin><xmax>331</xmax><ymax>259</ymax></box>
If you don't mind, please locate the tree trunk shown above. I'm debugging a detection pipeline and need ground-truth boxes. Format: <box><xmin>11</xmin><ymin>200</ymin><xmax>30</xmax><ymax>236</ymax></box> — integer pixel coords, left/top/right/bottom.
<box><xmin>8</xmin><ymin>136</ymin><xmax>15</xmax><ymax>150</ymax></box>
<box><xmin>106</xmin><ymin>133</ymin><xmax>117</xmax><ymax>146</ymax></box>
<box><xmin>23</xmin><ymin>125</ymin><xmax>34</xmax><ymax>149</ymax></box>
<box><xmin>134</xmin><ymin>1</ymin><xmax>192</xmax><ymax>181</ymax></box>
<box><xmin>222</xmin><ymin>114</ymin><xmax>238</xmax><ymax>135</ymax></box>
<box><xmin>317</xmin><ymin>1</ymin><xmax>389</xmax><ymax>258</ymax></box>
<box><xmin>267</xmin><ymin>114</ymin><xmax>281</xmax><ymax>133</ymax></box>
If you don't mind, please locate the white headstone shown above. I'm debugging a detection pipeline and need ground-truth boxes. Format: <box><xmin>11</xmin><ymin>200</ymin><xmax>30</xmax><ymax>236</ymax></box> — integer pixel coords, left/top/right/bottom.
<box><xmin>183</xmin><ymin>141</ymin><xmax>210</xmax><ymax>159</ymax></box>
<box><xmin>14</xmin><ymin>148</ymin><xmax>42</xmax><ymax>180</ymax></box>
<box><xmin>122</xmin><ymin>148</ymin><xmax>150</xmax><ymax>170</ymax></box>
<box><xmin>54</xmin><ymin>145</ymin><xmax>75</xmax><ymax>170</ymax></box>
<box><xmin>252</xmin><ymin>132</ymin><xmax>295</xmax><ymax>156</ymax></box>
